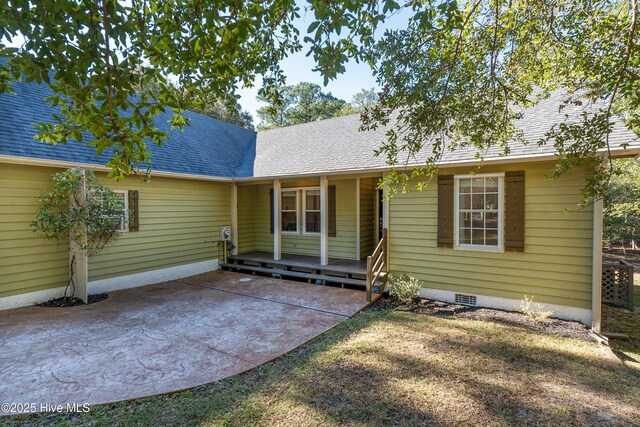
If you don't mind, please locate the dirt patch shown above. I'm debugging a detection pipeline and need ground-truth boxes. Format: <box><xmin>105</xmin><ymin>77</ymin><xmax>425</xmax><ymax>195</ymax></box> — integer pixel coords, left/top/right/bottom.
<box><xmin>373</xmin><ymin>298</ymin><xmax>595</xmax><ymax>342</ymax></box>
<box><xmin>37</xmin><ymin>293</ymin><xmax>109</xmax><ymax>308</ymax></box>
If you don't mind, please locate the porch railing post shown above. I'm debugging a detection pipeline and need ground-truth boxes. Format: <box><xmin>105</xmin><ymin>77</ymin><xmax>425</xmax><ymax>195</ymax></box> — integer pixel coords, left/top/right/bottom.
<box><xmin>366</xmin><ymin>255</ymin><xmax>372</xmax><ymax>302</ymax></box>
<box><xmin>273</xmin><ymin>179</ymin><xmax>281</xmax><ymax>261</ymax></box>
<box><xmin>382</xmin><ymin>228</ymin><xmax>388</xmax><ymax>274</ymax></box>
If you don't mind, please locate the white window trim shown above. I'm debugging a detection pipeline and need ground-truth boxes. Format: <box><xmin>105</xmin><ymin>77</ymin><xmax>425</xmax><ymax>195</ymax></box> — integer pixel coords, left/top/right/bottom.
<box><xmin>281</xmin><ymin>189</ymin><xmax>299</xmax><ymax>235</ymax></box>
<box><xmin>453</xmin><ymin>173</ymin><xmax>504</xmax><ymax>252</ymax></box>
<box><xmin>112</xmin><ymin>190</ymin><xmax>129</xmax><ymax>233</ymax></box>
<box><xmin>90</xmin><ymin>189</ymin><xmax>129</xmax><ymax>233</ymax></box>
<box><xmin>302</xmin><ymin>187</ymin><xmax>321</xmax><ymax>236</ymax></box>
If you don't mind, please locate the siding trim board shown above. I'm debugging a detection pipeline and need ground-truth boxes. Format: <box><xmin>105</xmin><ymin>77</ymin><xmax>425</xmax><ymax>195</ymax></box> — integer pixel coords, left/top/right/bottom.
<box><xmin>0</xmin><ymin>259</ymin><xmax>219</xmax><ymax>310</ymax></box>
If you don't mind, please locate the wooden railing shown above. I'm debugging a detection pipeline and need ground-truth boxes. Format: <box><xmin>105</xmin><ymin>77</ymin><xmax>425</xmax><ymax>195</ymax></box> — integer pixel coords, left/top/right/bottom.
<box><xmin>602</xmin><ymin>259</ymin><xmax>635</xmax><ymax>310</ymax></box>
<box><xmin>366</xmin><ymin>228</ymin><xmax>388</xmax><ymax>303</ymax></box>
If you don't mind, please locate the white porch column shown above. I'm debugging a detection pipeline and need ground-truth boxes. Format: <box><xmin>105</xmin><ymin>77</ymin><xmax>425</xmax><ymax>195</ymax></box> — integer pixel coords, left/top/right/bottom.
<box><xmin>320</xmin><ymin>175</ymin><xmax>329</xmax><ymax>266</ymax></box>
<box><xmin>231</xmin><ymin>182</ymin><xmax>238</xmax><ymax>256</ymax></box>
<box><xmin>69</xmin><ymin>168</ymin><xmax>88</xmax><ymax>303</ymax></box>
<box><xmin>591</xmin><ymin>198</ymin><xmax>603</xmax><ymax>333</ymax></box>
<box><xmin>355</xmin><ymin>177</ymin><xmax>361</xmax><ymax>260</ymax></box>
<box><xmin>273</xmin><ymin>179</ymin><xmax>282</xmax><ymax>261</ymax></box>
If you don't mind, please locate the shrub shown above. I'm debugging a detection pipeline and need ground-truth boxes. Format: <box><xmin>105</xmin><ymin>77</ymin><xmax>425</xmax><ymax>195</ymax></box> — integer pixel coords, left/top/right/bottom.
<box><xmin>387</xmin><ymin>273</ymin><xmax>421</xmax><ymax>303</ymax></box>
<box><xmin>31</xmin><ymin>168</ymin><xmax>125</xmax><ymax>300</ymax></box>
<box><xmin>520</xmin><ymin>295</ymin><xmax>553</xmax><ymax>322</ymax></box>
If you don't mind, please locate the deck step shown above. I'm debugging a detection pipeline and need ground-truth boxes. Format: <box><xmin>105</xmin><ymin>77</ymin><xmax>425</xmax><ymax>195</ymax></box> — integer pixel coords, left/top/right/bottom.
<box><xmin>221</xmin><ymin>263</ymin><xmax>367</xmax><ymax>287</ymax></box>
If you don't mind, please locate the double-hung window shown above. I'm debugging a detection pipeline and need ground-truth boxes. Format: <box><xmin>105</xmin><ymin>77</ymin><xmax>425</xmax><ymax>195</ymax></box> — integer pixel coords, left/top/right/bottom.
<box><xmin>281</xmin><ymin>190</ymin><xmax>298</xmax><ymax>233</ymax></box>
<box><xmin>92</xmin><ymin>189</ymin><xmax>129</xmax><ymax>232</ymax></box>
<box><xmin>303</xmin><ymin>189</ymin><xmax>321</xmax><ymax>234</ymax></box>
<box><xmin>455</xmin><ymin>174</ymin><xmax>503</xmax><ymax>251</ymax></box>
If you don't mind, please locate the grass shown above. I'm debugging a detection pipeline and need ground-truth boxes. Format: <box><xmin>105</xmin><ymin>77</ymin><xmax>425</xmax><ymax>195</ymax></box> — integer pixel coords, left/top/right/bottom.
<box><xmin>601</xmin><ymin>289</ymin><xmax>640</xmax><ymax>373</ymax></box>
<box><xmin>7</xmin><ymin>307</ymin><xmax>640</xmax><ymax>427</ymax></box>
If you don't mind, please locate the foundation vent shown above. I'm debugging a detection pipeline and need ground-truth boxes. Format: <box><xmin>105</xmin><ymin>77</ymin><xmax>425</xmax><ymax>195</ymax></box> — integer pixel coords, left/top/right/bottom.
<box><xmin>455</xmin><ymin>293</ymin><xmax>477</xmax><ymax>306</ymax></box>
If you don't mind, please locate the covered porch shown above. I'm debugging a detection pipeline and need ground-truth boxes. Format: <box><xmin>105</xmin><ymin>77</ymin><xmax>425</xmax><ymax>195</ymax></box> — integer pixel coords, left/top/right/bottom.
<box><xmin>228</xmin><ymin>174</ymin><xmax>389</xmax><ymax>298</ymax></box>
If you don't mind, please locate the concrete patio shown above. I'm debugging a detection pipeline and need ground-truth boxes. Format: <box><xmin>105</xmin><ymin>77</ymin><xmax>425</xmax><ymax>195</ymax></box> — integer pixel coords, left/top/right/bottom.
<box><xmin>0</xmin><ymin>270</ymin><xmax>368</xmax><ymax>415</ymax></box>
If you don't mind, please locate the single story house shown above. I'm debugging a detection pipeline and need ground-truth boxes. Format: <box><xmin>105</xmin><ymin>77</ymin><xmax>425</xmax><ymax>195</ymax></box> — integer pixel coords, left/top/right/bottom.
<box><xmin>1</xmin><ymin>79</ymin><xmax>639</xmax><ymax>331</ymax></box>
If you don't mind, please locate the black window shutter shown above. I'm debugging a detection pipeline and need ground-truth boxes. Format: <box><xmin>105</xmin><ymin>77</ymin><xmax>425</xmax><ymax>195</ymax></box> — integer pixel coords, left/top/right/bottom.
<box><xmin>504</xmin><ymin>171</ymin><xmax>525</xmax><ymax>252</ymax></box>
<box><xmin>329</xmin><ymin>185</ymin><xmax>336</xmax><ymax>237</ymax></box>
<box><xmin>128</xmin><ymin>190</ymin><xmax>139</xmax><ymax>232</ymax></box>
<box><xmin>437</xmin><ymin>175</ymin><xmax>454</xmax><ymax>248</ymax></box>
<box><xmin>269</xmin><ymin>188</ymin><xmax>274</xmax><ymax>234</ymax></box>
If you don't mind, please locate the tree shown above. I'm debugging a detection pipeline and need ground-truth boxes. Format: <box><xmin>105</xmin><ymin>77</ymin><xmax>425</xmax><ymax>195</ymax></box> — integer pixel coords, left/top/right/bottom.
<box><xmin>135</xmin><ymin>77</ymin><xmax>254</xmax><ymax>130</ymax></box>
<box><xmin>3</xmin><ymin>0</ymin><xmax>639</xmax><ymax>202</ymax></box>
<box><xmin>304</xmin><ymin>0</ymin><xmax>640</xmax><ymax>202</ymax></box>
<box><xmin>604</xmin><ymin>158</ymin><xmax>640</xmax><ymax>249</ymax></box>
<box><xmin>351</xmin><ymin>88</ymin><xmax>378</xmax><ymax>112</ymax></box>
<box><xmin>256</xmin><ymin>82</ymin><xmax>346</xmax><ymax>129</ymax></box>
<box><xmin>0</xmin><ymin>0</ymin><xmax>302</xmax><ymax>178</ymax></box>
<box><xmin>199</xmin><ymin>98</ymin><xmax>254</xmax><ymax>131</ymax></box>
<box><xmin>31</xmin><ymin>169</ymin><xmax>125</xmax><ymax>302</ymax></box>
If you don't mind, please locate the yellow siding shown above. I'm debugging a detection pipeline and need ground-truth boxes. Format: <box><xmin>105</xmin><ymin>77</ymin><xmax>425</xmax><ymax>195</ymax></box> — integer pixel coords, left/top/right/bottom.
<box><xmin>0</xmin><ymin>163</ymin><xmax>69</xmax><ymax>298</ymax></box>
<box><xmin>237</xmin><ymin>185</ymin><xmax>257</xmax><ymax>253</ymax></box>
<box><xmin>245</xmin><ymin>178</ymin><xmax>359</xmax><ymax>260</ymax></box>
<box><xmin>89</xmin><ymin>174</ymin><xmax>231</xmax><ymax>281</ymax></box>
<box><xmin>359</xmin><ymin>177</ymin><xmax>377</xmax><ymax>259</ymax></box>
<box><xmin>389</xmin><ymin>161</ymin><xmax>594</xmax><ymax>309</ymax></box>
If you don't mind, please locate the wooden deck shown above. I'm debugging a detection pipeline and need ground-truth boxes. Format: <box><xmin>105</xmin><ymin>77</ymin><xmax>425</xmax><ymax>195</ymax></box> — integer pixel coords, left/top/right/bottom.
<box><xmin>222</xmin><ymin>251</ymin><xmax>368</xmax><ymax>288</ymax></box>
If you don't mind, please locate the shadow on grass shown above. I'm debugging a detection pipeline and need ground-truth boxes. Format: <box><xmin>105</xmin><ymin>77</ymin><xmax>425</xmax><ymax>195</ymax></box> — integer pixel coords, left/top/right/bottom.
<box><xmin>8</xmin><ymin>307</ymin><xmax>640</xmax><ymax>427</ymax></box>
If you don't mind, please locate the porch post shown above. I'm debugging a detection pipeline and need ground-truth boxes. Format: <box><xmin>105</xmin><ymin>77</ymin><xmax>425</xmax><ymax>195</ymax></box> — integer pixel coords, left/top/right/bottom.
<box><xmin>231</xmin><ymin>182</ymin><xmax>238</xmax><ymax>256</ymax></box>
<box><xmin>69</xmin><ymin>168</ymin><xmax>88</xmax><ymax>303</ymax></box>
<box><xmin>273</xmin><ymin>179</ymin><xmax>281</xmax><ymax>261</ymax></box>
<box><xmin>320</xmin><ymin>175</ymin><xmax>329</xmax><ymax>266</ymax></box>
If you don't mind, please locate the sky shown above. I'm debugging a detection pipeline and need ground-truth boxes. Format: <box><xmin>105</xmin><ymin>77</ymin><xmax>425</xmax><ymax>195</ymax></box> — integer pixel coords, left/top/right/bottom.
<box><xmin>238</xmin><ymin>3</ymin><xmax>413</xmax><ymax>123</ymax></box>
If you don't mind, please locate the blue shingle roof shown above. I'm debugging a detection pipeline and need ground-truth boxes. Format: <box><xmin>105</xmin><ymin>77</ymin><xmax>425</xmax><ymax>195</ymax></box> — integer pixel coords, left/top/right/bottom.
<box><xmin>0</xmin><ymin>78</ymin><xmax>256</xmax><ymax>178</ymax></box>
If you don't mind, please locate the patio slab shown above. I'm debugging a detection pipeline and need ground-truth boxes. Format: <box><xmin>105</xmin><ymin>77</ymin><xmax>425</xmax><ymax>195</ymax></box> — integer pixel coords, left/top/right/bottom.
<box><xmin>0</xmin><ymin>271</ymin><xmax>368</xmax><ymax>415</ymax></box>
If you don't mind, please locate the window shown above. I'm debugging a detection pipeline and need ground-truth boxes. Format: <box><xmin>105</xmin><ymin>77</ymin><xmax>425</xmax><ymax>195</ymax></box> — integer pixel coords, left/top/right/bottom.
<box><xmin>455</xmin><ymin>174</ymin><xmax>503</xmax><ymax>251</ymax></box>
<box><xmin>281</xmin><ymin>190</ymin><xmax>298</xmax><ymax>233</ymax></box>
<box><xmin>93</xmin><ymin>189</ymin><xmax>129</xmax><ymax>232</ymax></box>
<box><xmin>303</xmin><ymin>189</ymin><xmax>321</xmax><ymax>234</ymax></box>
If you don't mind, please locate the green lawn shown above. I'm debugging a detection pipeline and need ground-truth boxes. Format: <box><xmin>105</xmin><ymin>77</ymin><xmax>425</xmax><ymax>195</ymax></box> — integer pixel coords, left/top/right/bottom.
<box><xmin>8</xmin><ymin>307</ymin><xmax>640</xmax><ymax>427</ymax></box>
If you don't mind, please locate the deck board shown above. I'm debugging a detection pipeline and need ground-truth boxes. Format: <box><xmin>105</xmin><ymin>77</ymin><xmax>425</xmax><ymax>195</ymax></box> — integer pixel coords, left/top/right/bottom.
<box><xmin>231</xmin><ymin>251</ymin><xmax>367</xmax><ymax>276</ymax></box>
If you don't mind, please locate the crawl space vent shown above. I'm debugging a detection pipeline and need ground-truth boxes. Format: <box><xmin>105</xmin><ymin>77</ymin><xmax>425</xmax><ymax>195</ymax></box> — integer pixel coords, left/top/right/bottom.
<box><xmin>455</xmin><ymin>293</ymin><xmax>477</xmax><ymax>306</ymax></box>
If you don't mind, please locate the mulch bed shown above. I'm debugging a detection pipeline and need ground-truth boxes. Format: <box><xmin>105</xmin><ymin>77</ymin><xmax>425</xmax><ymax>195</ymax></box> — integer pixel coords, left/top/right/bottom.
<box><xmin>373</xmin><ymin>298</ymin><xmax>595</xmax><ymax>342</ymax></box>
<box><xmin>37</xmin><ymin>293</ymin><xmax>109</xmax><ymax>307</ymax></box>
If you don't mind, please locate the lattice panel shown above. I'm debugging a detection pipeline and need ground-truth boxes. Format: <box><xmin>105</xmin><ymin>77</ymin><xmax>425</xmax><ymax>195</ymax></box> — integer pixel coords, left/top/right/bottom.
<box><xmin>602</xmin><ymin>263</ymin><xmax>634</xmax><ymax>310</ymax></box>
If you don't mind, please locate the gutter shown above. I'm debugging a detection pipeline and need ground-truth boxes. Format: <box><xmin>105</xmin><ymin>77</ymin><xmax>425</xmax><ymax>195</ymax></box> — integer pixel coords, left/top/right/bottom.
<box><xmin>233</xmin><ymin>146</ymin><xmax>640</xmax><ymax>183</ymax></box>
<box><xmin>2</xmin><ymin>145</ymin><xmax>639</xmax><ymax>184</ymax></box>
<box><xmin>0</xmin><ymin>154</ymin><xmax>233</xmax><ymax>182</ymax></box>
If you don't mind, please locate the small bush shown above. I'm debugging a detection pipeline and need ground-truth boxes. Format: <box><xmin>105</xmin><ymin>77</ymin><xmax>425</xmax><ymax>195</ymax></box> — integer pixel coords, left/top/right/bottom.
<box><xmin>387</xmin><ymin>273</ymin><xmax>421</xmax><ymax>303</ymax></box>
<box><xmin>520</xmin><ymin>295</ymin><xmax>553</xmax><ymax>322</ymax></box>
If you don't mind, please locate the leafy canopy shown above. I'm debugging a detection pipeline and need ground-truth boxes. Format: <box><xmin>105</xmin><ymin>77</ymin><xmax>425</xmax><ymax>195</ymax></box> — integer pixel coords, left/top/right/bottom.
<box><xmin>256</xmin><ymin>81</ymin><xmax>346</xmax><ymax>129</ymax></box>
<box><xmin>257</xmin><ymin>83</ymin><xmax>379</xmax><ymax>128</ymax></box>
<box><xmin>0</xmin><ymin>0</ymin><xmax>302</xmax><ymax>178</ymax></box>
<box><xmin>604</xmin><ymin>158</ymin><xmax>640</xmax><ymax>247</ymax></box>
<box><xmin>304</xmin><ymin>0</ymin><xmax>640</xmax><ymax>202</ymax></box>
